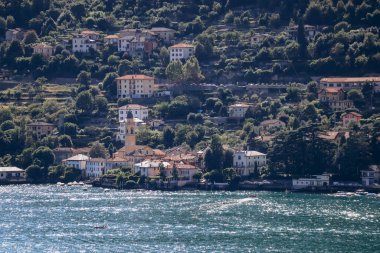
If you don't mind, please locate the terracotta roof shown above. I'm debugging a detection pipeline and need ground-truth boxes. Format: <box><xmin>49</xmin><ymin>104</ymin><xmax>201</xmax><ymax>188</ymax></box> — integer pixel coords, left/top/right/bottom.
<box><xmin>116</xmin><ymin>75</ymin><xmax>154</xmax><ymax>80</ymax></box>
<box><xmin>170</xmin><ymin>43</ymin><xmax>194</xmax><ymax>48</ymax></box>
<box><xmin>320</xmin><ymin>77</ymin><xmax>380</xmax><ymax>83</ymax></box>
<box><xmin>81</xmin><ymin>30</ymin><xmax>100</xmax><ymax>35</ymax></box>
<box><xmin>119</xmin><ymin>104</ymin><xmax>148</xmax><ymax>110</ymax></box>
<box><xmin>153</xmin><ymin>149</ymin><xmax>166</xmax><ymax>156</ymax></box>
<box><xmin>319</xmin><ymin>87</ymin><xmax>342</xmax><ymax>93</ymax></box>
<box><xmin>105</xmin><ymin>34</ymin><xmax>120</xmax><ymax>39</ymax></box>
<box><xmin>342</xmin><ymin>112</ymin><xmax>362</xmax><ymax>118</ymax></box>
<box><xmin>33</xmin><ymin>43</ymin><xmax>53</xmax><ymax>49</ymax></box>
<box><xmin>108</xmin><ymin>157</ymin><xmax>129</xmax><ymax>162</ymax></box>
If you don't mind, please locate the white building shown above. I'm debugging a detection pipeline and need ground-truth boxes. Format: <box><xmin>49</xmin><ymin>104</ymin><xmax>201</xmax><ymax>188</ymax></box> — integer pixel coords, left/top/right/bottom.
<box><xmin>63</xmin><ymin>154</ymin><xmax>89</xmax><ymax>171</ymax></box>
<box><xmin>105</xmin><ymin>157</ymin><xmax>130</xmax><ymax>173</ymax></box>
<box><xmin>287</xmin><ymin>25</ymin><xmax>319</xmax><ymax>41</ymax></box>
<box><xmin>319</xmin><ymin>77</ymin><xmax>380</xmax><ymax>92</ymax></box>
<box><xmin>85</xmin><ymin>158</ymin><xmax>106</xmax><ymax>178</ymax></box>
<box><xmin>228</xmin><ymin>103</ymin><xmax>250</xmax><ymax>118</ymax></box>
<box><xmin>169</xmin><ymin>43</ymin><xmax>195</xmax><ymax>61</ymax></box>
<box><xmin>361</xmin><ymin>165</ymin><xmax>380</xmax><ymax>186</ymax></box>
<box><xmin>134</xmin><ymin>160</ymin><xmax>171</xmax><ymax>177</ymax></box>
<box><xmin>119</xmin><ymin>104</ymin><xmax>149</xmax><ymax>121</ymax></box>
<box><xmin>233</xmin><ymin>150</ymin><xmax>267</xmax><ymax>176</ymax></box>
<box><xmin>32</xmin><ymin>43</ymin><xmax>54</xmax><ymax>58</ymax></box>
<box><xmin>116</xmin><ymin>74</ymin><xmax>155</xmax><ymax>99</ymax></box>
<box><xmin>72</xmin><ymin>31</ymin><xmax>100</xmax><ymax>53</ymax></box>
<box><xmin>292</xmin><ymin>174</ymin><xmax>331</xmax><ymax>189</ymax></box>
<box><xmin>0</xmin><ymin>167</ymin><xmax>26</xmax><ymax>183</ymax></box>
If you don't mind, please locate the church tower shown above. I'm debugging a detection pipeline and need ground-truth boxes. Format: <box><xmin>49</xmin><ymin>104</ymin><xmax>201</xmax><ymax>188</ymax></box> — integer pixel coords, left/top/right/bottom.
<box><xmin>124</xmin><ymin>111</ymin><xmax>136</xmax><ymax>146</ymax></box>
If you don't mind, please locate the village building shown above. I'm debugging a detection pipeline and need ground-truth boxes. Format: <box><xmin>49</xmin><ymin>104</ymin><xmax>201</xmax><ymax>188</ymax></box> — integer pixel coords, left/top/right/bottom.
<box><xmin>287</xmin><ymin>25</ymin><xmax>319</xmax><ymax>40</ymax></box>
<box><xmin>117</xmin><ymin>29</ymin><xmax>157</xmax><ymax>56</ymax></box>
<box><xmin>85</xmin><ymin>158</ymin><xmax>107</xmax><ymax>178</ymax></box>
<box><xmin>233</xmin><ymin>150</ymin><xmax>267</xmax><ymax>176</ymax></box>
<box><xmin>119</xmin><ymin>104</ymin><xmax>149</xmax><ymax>121</ymax></box>
<box><xmin>116</xmin><ymin>74</ymin><xmax>155</xmax><ymax>98</ymax></box>
<box><xmin>361</xmin><ymin>165</ymin><xmax>380</xmax><ymax>187</ymax></box>
<box><xmin>104</xmin><ymin>34</ymin><xmax>120</xmax><ymax>45</ymax></box>
<box><xmin>113</xmin><ymin>111</ymin><xmax>166</xmax><ymax>167</ymax></box>
<box><xmin>27</xmin><ymin>122</ymin><xmax>55</xmax><ymax>140</ymax></box>
<box><xmin>0</xmin><ymin>167</ymin><xmax>27</xmax><ymax>183</ymax></box>
<box><xmin>105</xmin><ymin>157</ymin><xmax>130</xmax><ymax>172</ymax></box>
<box><xmin>250</xmin><ymin>33</ymin><xmax>270</xmax><ymax>46</ymax></box>
<box><xmin>148</xmin><ymin>119</ymin><xmax>165</xmax><ymax>130</ymax></box>
<box><xmin>134</xmin><ymin>160</ymin><xmax>171</xmax><ymax>177</ymax></box>
<box><xmin>228</xmin><ymin>103</ymin><xmax>250</xmax><ymax>119</ymax></box>
<box><xmin>169</xmin><ymin>43</ymin><xmax>195</xmax><ymax>62</ymax></box>
<box><xmin>319</xmin><ymin>77</ymin><xmax>380</xmax><ymax>92</ymax></box>
<box><xmin>318</xmin><ymin>131</ymin><xmax>350</xmax><ymax>143</ymax></box>
<box><xmin>5</xmin><ymin>28</ymin><xmax>25</xmax><ymax>41</ymax></box>
<box><xmin>63</xmin><ymin>154</ymin><xmax>90</xmax><ymax>178</ymax></box>
<box><xmin>318</xmin><ymin>87</ymin><xmax>353</xmax><ymax>111</ymax></box>
<box><xmin>32</xmin><ymin>43</ymin><xmax>54</xmax><ymax>58</ymax></box>
<box><xmin>260</xmin><ymin>119</ymin><xmax>286</xmax><ymax>133</ymax></box>
<box><xmin>116</xmin><ymin>117</ymin><xmax>145</xmax><ymax>143</ymax></box>
<box><xmin>292</xmin><ymin>174</ymin><xmax>331</xmax><ymax>189</ymax></box>
<box><xmin>150</xmin><ymin>27</ymin><xmax>175</xmax><ymax>43</ymax></box>
<box><xmin>72</xmin><ymin>30</ymin><xmax>100</xmax><ymax>53</ymax></box>
<box><xmin>53</xmin><ymin>147</ymin><xmax>91</xmax><ymax>164</ymax></box>
<box><xmin>341</xmin><ymin>112</ymin><xmax>362</xmax><ymax>128</ymax></box>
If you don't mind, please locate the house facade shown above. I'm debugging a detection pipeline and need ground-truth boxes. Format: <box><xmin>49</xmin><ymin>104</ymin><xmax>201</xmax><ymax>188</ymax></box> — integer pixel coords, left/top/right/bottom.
<box><xmin>319</xmin><ymin>77</ymin><xmax>380</xmax><ymax>92</ymax></box>
<box><xmin>228</xmin><ymin>103</ymin><xmax>250</xmax><ymax>118</ymax></box>
<box><xmin>292</xmin><ymin>174</ymin><xmax>331</xmax><ymax>189</ymax></box>
<box><xmin>116</xmin><ymin>74</ymin><xmax>155</xmax><ymax>98</ymax></box>
<box><xmin>0</xmin><ymin>167</ymin><xmax>27</xmax><ymax>183</ymax></box>
<box><xmin>233</xmin><ymin>150</ymin><xmax>267</xmax><ymax>176</ymax></box>
<box><xmin>287</xmin><ymin>25</ymin><xmax>319</xmax><ymax>40</ymax></box>
<box><xmin>169</xmin><ymin>43</ymin><xmax>195</xmax><ymax>61</ymax></box>
<box><xmin>341</xmin><ymin>112</ymin><xmax>362</xmax><ymax>128</ymax></box>
<box><xmin>5</xmin><ymin>28</ymin><xmax>25</xmax><ymax>41</ymax></box>
<box><xmin>119</xmin><ymin>104</ymin><xmax>149</xmax><ymax>121</ymax></box>
<box><xmin>27</xmin><ymin>122</ymin><xmax>55</xmax><ymax>140</ymax></box>
<box><xmin>85</xmin><ymin>158</ymin><xmax>106</xmax><ymax>178</ymax></box>
<box><xmin>72</xmin><ymin>31</ymin><xmax>100</xmax><ymax>53</ymax></box>
<box><xmin>361</xmin><ymin>165</ymin><xmax>380</xmax><ymax>187</ymax></box>
<box><xmin>318</xmin><ymin>87</ymin><xmax>353</xmax><ymax>111</ymax></box>
<box><xmin>33</xmin><ymin>43</ymin><xmax>54</xmax><ymax>58</ymax></box>
<box><xmin>150</xmin><ymin>27</ymin><xmax>175</xmax><ymax>43</ymax></box>
<box><xmin>63</xmin><ymin>154</ymin><xmax>89</xmax><ymax>171</ymax></box>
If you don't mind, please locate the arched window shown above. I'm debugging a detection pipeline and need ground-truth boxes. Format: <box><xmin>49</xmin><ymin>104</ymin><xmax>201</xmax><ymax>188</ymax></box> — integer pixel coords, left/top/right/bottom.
<box><xmin>131</xmin><ymin>128</ymin><xmax>134</xmax><ymax>134</ymax></box>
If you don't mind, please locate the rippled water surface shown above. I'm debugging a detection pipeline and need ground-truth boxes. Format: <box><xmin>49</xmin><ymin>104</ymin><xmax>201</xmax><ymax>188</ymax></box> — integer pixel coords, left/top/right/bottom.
<box><xmin>0</xmin><ymin>185</ymin><xmax>379</xmax><ymax>252</ymax></box>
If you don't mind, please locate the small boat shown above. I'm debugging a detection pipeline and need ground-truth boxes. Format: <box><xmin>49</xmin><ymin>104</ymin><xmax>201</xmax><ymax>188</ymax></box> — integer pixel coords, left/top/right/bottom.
<box><xmin>355</xmin><ymin>189</ymin><xmax>368</xmax><ymax>196</ymax></box>
<box><xmin>56</xmin><ymin>182</ymin><xmax>65</xmax><ymax>186</ymax></box>
<box><xmin>94</xmin><ymin>225</ymin><xmax>107</xmax><ymax>229</ymax></box>
<box><xmin>367</xmin><ymin>193</ymin><xmax>377</xmax><ymax>197</ymax></box>
<box><xmin>103</xmin><ymin>189</ymin><xmax>110</xmax><ymax>192</ymax></box>
<box><xmin>248</xmin><ymin>195</ymin><xmax>257</xmax><ymax>198</ymax></box>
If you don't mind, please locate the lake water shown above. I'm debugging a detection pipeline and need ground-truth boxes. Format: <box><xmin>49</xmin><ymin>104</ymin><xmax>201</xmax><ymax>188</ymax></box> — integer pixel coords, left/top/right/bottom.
<box><xmin>0</xmin><ymin>185</ymin><xmax>379</xmax><ymax>253</ymax></box>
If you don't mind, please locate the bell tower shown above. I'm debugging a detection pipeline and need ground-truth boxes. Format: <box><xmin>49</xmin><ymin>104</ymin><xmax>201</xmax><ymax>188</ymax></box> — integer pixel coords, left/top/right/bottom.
<box><xmin>124</xmin><ymin>111</ymin><xmax>136</xmax><ymax>146</ymax></box>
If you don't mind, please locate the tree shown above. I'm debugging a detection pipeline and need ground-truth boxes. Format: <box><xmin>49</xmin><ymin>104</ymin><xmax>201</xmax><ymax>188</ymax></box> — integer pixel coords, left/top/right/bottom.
<box><xmin>95</xmin><ymin>97</ymin><xmax>108</xmax><ymax>114</ymax></box>
<box><xmin>0</xmin><ymin>120</ymin><xmax>15</xmax><ymax>131</ymax></box>
<box><xmin>23</xmin><ymin>30</ymin><xmax>38</xmax><ymax>44</ymax></box>
<box><xmin>40</xmin><ymin>17</ymin><xmax>57</xmax><ymax>36</ymax></box>
<box><xmin>172</xmin><ymin>165</ymin><xmax>179</xmax><ymax>181</ymax></box>
<box><xmin>165</xmin><ymin>60</ymin><xmax>183</xmax><ymax>83</ymax></box>
<box><xmin>89</xmin><ymin>142</ymin><xmax>108</xmax><ymax>158</ymax></box>
<box><xmin>159</xmin><ymin>47</ymin><xmax>170</xmax><ymax>67</ymax></box>
<box><xmin>193</xmin><ymin>171</ymin><xmax>202</xmax><ymax>183</ymax></box>
<box><xmin>6</xmin><ymin>16</ymin><xmax>15</xmax><ymax>29</ymax></box>
<box><xmin>297</xmin><ymin>19</ymin><xmax>309</xmax><ymax>59</ymax></box>
<box><xmin>63</xmin><ymin>122</ymin><xmax>77</xmax><ymax>137</ymax></box>
<box><xmin>6</xmin><ymin>40</ymin><xmax>24</xmax><ymax>65</ymax></box>
<box><xmin>0</xmin><ymin>17</ymin><xmax>6</xmax><ymax>35</ymax></box>
<box><xmin>71</xmin><ymin>3</ymin><xmax>86</xmax><ymax>20</ymax></box>
<box><xmin>26</xmin><ymin>164</ymin><xmax>43</xmax><ymax>182</ymax></box>
<box><xmin>76</xmin><ymin>71</ymin><xmax>91</xmax><ymax>86</ymax></box>
<box><xmin>183</xmin><ymin>57</ymin><xmax>204</xmax><ymax>82</ymax></box>
<box><xmin>59</xmin><ymin>135</ymin><xmax>73</xmax><ymax>147</ymax></box>
<box><xmin>304</xmin><ymin>3</ymin><xmax>323</xmax><ymax>25</ymax></box>
<box><xmin>32</xmin><ymin>146</ymin><xmax>55</xmax><ymax>168</ymax></box>
<box><xmin>163</xmin><ymin>127</ymin><xmax>175</xmax><ymax>148</ymax></box>
<box><xmin>204</xmin><ymin>135</ymin><xmax>224</xmax><ymax>172</ymax></box>
<box><xmin>102</xmin><ymin>72</ymin><xmax>118</xmax><ymax>97</ymax></box>
<box><xmin>76</xmin><ymin>91</ymin><xmax>94</xmax><ymax>113</ymax></box>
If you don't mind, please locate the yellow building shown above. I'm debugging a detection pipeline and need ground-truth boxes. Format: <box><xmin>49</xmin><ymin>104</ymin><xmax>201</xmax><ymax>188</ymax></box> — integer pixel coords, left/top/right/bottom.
<box><xmin>116</xmin><ymin>74</ymin><xmax>155</xmax><ymax>98</ymax></box>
